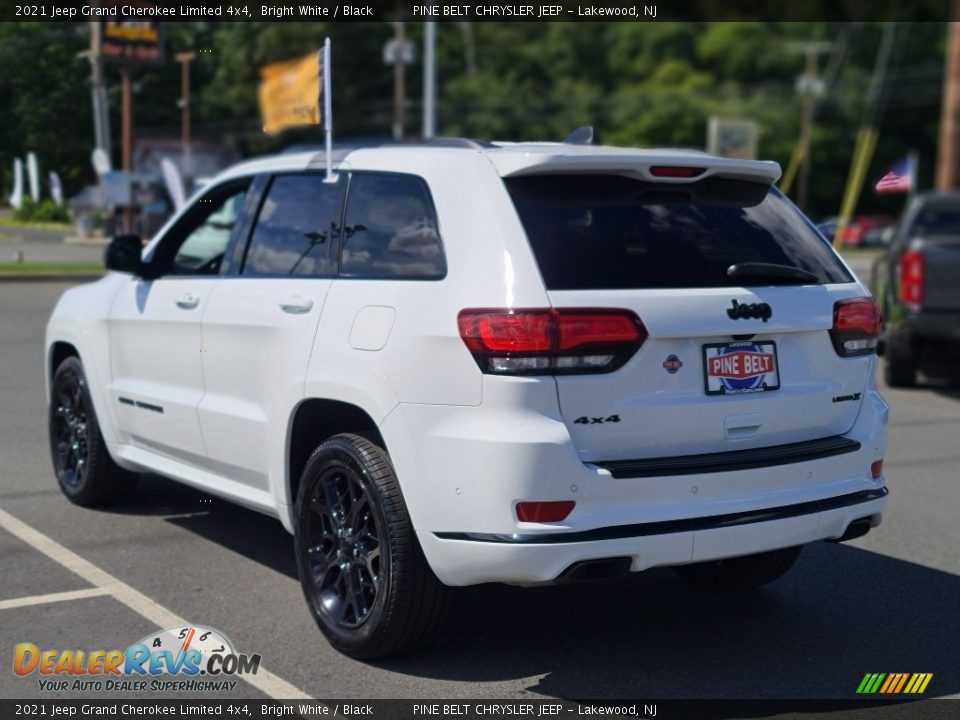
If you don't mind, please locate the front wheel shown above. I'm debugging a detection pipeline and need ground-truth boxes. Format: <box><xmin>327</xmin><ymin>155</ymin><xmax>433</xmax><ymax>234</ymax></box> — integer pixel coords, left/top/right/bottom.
<box><xmin>673</xmin><ymin>546</ymin><xmax>802</xmax><ymax>590</ymax></box>
<box><xmin>294</xmin><ymin>433</ymin><xmax>449</xmax><ymax>659</ymax></box>
<box><xmin>48</xmin><ymin>357</ymin><xmax>138</xmax><ymax>506</ymax></box>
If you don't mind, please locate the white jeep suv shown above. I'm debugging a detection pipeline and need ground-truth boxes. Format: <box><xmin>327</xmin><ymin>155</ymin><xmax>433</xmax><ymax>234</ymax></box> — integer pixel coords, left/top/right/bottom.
<box><xmin>45</xmin><ymin>135</ymin><xmax>888</xmax><ymax>658</ymax></box>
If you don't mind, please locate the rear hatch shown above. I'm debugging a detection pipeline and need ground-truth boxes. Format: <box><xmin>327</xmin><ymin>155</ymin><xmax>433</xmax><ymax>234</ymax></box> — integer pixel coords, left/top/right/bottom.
<box><xmin>504</xmin><ymin>170</ymin><xmax>872</xmax><ymax>462</ymax></box>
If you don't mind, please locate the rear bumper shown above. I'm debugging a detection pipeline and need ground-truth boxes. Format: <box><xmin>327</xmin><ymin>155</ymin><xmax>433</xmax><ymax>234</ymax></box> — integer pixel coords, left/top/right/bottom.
<box><xmin>898</xmin><ymin>311</ymin><xmax>960</xmax><ymax>343</ymax></box>
<box><xmin>381</xmin><ymin>370</ymin><xmax>888</xmax><ymax>587</ymax></box>
<box><xmin>420</xmin><ymin>488</ymin><xmax>887</xmax><ymax>586</ymax></box>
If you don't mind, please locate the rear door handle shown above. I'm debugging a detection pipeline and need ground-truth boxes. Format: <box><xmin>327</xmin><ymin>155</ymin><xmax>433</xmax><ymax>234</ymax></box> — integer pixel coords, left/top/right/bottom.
<box><xmin>279</xmin><ymin>296</ymin><xmax>314</xmax><ymax>314</ymax></box>
<box><xmin>175</xmin><ymin>293</ymin><xmax>200</xmax><ymax>310</ymax></box>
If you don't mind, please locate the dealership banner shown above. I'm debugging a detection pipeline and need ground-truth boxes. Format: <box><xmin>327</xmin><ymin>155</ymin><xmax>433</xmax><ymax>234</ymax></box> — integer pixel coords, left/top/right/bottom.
<box><xmin>257</xmin><ymin>52</ymin><xmax>323</xmax><ymax>135</ymax></box>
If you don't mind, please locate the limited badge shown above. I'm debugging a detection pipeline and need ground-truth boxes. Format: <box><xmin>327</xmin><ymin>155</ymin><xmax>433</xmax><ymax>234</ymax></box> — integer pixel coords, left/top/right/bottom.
<box><xmin>663</xmin><ymin>354</ymin><xmax>683</xmax><ymax>374</ymax></box>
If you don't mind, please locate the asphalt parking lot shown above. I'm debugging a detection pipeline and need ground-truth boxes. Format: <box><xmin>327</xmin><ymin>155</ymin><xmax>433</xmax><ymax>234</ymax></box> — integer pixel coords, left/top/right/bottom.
<box><xmin>1</xmin><ymin>280</ymin><xmax>958</xmax><ymax>701</ymax></box>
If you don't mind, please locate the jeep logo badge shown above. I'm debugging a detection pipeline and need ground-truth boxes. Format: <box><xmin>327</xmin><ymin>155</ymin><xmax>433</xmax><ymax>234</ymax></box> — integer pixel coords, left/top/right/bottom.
<box><xmin>727</xmin><ymin>299</ymin><xmax>772</xmax><ymax>322</ymax></box>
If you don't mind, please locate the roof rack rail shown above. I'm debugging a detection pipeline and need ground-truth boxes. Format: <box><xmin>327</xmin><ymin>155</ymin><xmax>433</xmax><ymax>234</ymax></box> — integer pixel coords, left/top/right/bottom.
<box><xmin>423</xmin><ymin>136</ymin><xmax>498</xmax><ymax>149</ymax></box>
<box><xmin>563</xmin><ymin>126</ymin><xmax>595</xmax><ymax>145</ymax></box>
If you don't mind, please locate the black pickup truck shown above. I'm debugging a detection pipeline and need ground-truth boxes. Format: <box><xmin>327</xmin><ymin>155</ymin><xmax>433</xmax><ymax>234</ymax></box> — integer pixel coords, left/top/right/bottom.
<box><xmin>871</xmin><ymin>191</ymin><xmax>960</xmax><ymax>386</ymax></box>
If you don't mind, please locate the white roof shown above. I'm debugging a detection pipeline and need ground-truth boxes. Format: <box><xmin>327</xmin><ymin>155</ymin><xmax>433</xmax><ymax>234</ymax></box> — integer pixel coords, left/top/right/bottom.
<box><xmin>213</xmin><ymin>141</ymin><xmax>782</xmax><ymax>186</ymax></box>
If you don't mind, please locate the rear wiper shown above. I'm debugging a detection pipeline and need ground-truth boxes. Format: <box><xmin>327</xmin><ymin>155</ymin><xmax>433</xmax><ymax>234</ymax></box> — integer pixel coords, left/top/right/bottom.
<box><xmin>727</xmin><ymin>262</ymin><xmax>819</xmax><ymax>285</ymax></box>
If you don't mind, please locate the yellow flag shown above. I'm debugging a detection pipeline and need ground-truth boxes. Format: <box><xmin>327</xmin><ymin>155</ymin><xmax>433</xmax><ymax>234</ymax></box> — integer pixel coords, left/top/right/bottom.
<box><xmin>257</xmin><ymin>52</ymin><xmax>321</xmax><ymax>135</ymax></box>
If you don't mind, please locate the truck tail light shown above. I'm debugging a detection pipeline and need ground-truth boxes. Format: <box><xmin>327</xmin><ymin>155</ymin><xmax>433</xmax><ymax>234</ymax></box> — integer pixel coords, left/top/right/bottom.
<box><xmin>516</xmin><ymin>501</ymin><xmax>575</xmax><ymax>523</ymax></box>
<box><xmin>830</xmin><ymin>297</ymin><xmax>882</xmax><ymax>357</ymax></box>
<box><xmin>458</xmin><ymin>308</ymin><xmax>647</xmax><ymax>375</ymax></box>
<box><xmin>898</xmin><ymin>249</ymin><xmax>924</xmax><ymax>307</ymax></box>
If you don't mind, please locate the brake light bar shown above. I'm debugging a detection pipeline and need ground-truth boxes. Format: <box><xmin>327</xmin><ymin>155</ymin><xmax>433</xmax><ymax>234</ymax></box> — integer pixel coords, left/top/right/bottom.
<box><xmin>458</xmin><ymin>308</ymin><xmax>647</xmax><ymax>375</ymax></box>
<box><xmin>649</xmin><ymin>166</ymin><xmax>706</xmax><ymax>178</ymax></box>
<box><xmin>829</xmin><ymin>297</ymin><xmax>882</xmax><ymax>357</ymax></box>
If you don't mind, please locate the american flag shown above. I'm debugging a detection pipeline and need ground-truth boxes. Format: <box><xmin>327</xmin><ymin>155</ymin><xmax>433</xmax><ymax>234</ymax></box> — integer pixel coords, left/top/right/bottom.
<box><xmin>875</xmin><ymin>155</ymin><xmax>915</xmax><ymax>194</ymax></box>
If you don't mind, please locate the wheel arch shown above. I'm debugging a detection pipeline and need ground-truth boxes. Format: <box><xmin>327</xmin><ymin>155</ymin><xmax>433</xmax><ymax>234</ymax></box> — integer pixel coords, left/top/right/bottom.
<box><xmin>48</xmin><ymin>341</ymin><xmax>80</xmax><ymax>385</ymax></box>
<box><xmin>285</xmin><ymin>397</ymin><xmax>388</xmax><ymax>526</ymax></box>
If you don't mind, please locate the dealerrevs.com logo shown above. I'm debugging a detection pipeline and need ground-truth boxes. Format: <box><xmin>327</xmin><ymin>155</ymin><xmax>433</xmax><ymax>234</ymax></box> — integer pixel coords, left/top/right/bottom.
<box><xmin>13</xmin><ymin>625</ymin><xmax>261</xmax><ymax>693</ymax></box>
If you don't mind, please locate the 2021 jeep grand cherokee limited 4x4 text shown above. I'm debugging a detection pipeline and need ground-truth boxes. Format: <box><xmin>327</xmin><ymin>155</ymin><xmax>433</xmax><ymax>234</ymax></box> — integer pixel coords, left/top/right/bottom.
<box><xmin>46</xmin><ymin>138</ymin><xmax>888</xmax><ymax>658</ymax></box>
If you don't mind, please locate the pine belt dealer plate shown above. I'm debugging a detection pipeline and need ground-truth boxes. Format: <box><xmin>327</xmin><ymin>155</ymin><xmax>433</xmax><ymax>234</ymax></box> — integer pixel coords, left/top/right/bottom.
<box><xmin>703</xmin><ymin>340</ymin><xmax>780</xmax><ymax>395</ymax></box>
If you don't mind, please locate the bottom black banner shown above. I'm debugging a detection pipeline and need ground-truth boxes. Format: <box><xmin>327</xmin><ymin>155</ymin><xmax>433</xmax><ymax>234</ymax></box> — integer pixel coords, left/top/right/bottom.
<box><xmin>1</xmin><ymin>699</ymin><xmax>958</xmax><ymax>720</ymax></box>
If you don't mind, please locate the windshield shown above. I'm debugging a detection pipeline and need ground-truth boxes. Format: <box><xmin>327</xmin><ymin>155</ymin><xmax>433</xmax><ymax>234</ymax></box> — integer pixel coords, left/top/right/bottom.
<box><xmin>505</xmin><ymin>174</ymin><xmax>853</xmax><ymax>290</ymax></box>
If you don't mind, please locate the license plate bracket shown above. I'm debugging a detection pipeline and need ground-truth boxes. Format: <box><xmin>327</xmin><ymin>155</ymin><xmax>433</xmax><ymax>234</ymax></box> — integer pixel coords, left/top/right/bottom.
<box><xmin>703</xmin><ymin>340</ymin><xmax>780</xmax><ymax>396</ymax></box>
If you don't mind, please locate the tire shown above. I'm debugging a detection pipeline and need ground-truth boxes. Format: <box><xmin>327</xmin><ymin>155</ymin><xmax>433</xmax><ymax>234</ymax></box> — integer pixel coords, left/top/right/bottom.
<box><xmin>884</xmin><ymin>334</ymin><xmax>917</xmax><ymax>388</ymax></box>
<box><xmin>673</xmin><ymin>545</ymin><xmax>802</xmax><ymax>591</ymax></box>
<box><xmin>48</xmin><ymin>357</ymin><xmax>138</xmax><ymax>506</ymax></box>
<box><xmin>294</xmin><ymin>433</ymin><xmax>449</xmax><ymax>659</ymax></box>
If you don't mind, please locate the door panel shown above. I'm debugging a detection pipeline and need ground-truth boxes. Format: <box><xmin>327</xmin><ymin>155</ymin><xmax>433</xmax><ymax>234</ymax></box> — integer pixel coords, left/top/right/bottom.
<box><xmin>108</xmin><ymin>180</ymin><xmax>253</xmax><ymax>463</ymax></box>
<box><xmin>198</xmin><ymin>279</ymin><xmax>331</xmax><ymax>488</ymax></box>
<box><xmin>198</xmin><ymin>172</ymin><xmax>345</xmax><ymax>490</ymax></box>
<box><xmin>109</xmin><ymin>278</ymin><xmax>214</xmax><ymax>459</ymax></box>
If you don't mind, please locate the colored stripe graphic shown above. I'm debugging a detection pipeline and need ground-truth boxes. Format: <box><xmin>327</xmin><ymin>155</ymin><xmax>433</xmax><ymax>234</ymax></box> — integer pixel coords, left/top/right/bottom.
<box><xmin>857</xmin><ymin>673</ymin><xmax>932</xmax><ymax>694</ymax></box>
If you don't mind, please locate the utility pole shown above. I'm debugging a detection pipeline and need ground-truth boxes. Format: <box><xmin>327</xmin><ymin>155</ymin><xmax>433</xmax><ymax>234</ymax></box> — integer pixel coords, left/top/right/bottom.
<box><xmin>391</xmin><ymin>22</ymin><xmax>406</xmax><ymax>141</ymax></box>
<box><xmin>422</xmin><ymin>22</ymin><xmax>436</xmax><ymax>139</ymax></box>
<box><xmin>937</xmin><ymin>2</ymin><xmax>960</xmax><ymax>189</ymax></box>
<box><xmin>176</xmin><ymin>50</ymin><xmax>197</xmax><ymax>189</ymax></box>
<box><xmin>121</xmin><ymin>67</ymin><xmax>133</xmax><ymax>233</ymax></box>
<box><xmin>795</xmin><ymin>43</ymin><xmax>830</xmax><ymax>211</ymax></box>
<box><xmin>84</xmin><ymin>21</ymin><xmax>111</xmax><ymax>158</ymax></box>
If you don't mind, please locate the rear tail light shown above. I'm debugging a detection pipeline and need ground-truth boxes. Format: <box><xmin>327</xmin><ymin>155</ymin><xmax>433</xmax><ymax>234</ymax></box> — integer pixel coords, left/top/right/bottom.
<box><xmin>830</xmin><ymin>297</ymin><xmax>882</xmax><ymax>357</ymax></box>
<box><xmin>516</xmin><ymin>501</ymin><xmax>575</xmax><ymax>523</ymax></box>
<box><xmin>458</xmin><ymin>308</ymin><xmax>647</xmax><ymax>375</ymax></box>
<box><xmin>871</xmin><ymin>459</ymin><xmax>884</xmax><ymax>479</ymax></box>
<box><xmin>898</xmin><ymin>249</ymin><xmax>924</xmax><ymax>307</ymax></box>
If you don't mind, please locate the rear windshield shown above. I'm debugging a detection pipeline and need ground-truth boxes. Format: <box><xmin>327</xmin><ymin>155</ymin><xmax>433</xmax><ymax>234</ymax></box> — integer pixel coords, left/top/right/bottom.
<box><xmin>912</xmin><ymin>204</ymin><xmax>960</xmax><ymax>235</ymax></box>
<box><xmin>505</xmin><ymin>174</ymin><xmax>852</xmax><ymax>290</ymax></box>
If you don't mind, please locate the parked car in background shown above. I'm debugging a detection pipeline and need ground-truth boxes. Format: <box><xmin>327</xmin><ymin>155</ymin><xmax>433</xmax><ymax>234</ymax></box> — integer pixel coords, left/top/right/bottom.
<box><xmin>871</xmin><ymin>192</ymin><xmax>960</xmax><ymax>386</ymax></box>
<box><xmin>816</xmin><ymin>216</ymin><xmax>839</xmax><ymax>243</ymax></box>
<box><xmin>839</xmin><ymin>215</ymin><xmax>897</xmax><ymax>248</ymax></box>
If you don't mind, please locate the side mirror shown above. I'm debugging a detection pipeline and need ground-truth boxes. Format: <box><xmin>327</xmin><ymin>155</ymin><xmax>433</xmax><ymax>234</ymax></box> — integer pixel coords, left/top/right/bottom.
<box><xmin>104</xmin><ymin>235</ymin><xmax>144</xmax><ymax>275</ymax></box>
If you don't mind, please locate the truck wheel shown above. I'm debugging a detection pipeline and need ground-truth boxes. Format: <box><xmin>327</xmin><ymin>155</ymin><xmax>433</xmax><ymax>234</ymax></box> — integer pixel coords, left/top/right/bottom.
<box><xmin>49</xmin><ymin>357</ymin><xmax>138</xmax><ymax>506</ymax></box>
<box><xmin>884</xmin><ymin>335</ymin><xmax>917</xmax><ymax>388</ymax></box>
<box><xmin>294</xmin><ymin>433</ymin><xmax>449</xmax><ymax>659</ymax></box>
<box><xmin>673</xmin><ymin>546</ymin><xmax>802</xmax><ymax>590</ymax></box>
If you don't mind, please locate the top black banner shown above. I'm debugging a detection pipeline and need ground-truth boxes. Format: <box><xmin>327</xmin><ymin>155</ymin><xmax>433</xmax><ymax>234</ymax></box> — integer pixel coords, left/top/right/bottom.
<box><xmin>0</xmin><ymin>0</ymin><xmax>952</xmax><ymax>22</ymax></box>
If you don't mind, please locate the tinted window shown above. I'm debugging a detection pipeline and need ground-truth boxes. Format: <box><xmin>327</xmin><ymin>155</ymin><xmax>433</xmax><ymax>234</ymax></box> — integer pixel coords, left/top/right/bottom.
<box><xmin>505</xmin><ymin>175</ymin><xmax>852</xmax><ymax>290</ymax></box>
<box><xmin>161</xmin><ymin>182</ymin><xmax>250</xmax><ymax>276</ymax></box>
<box><xmin>243</xmin><ymin>174</ymin><xmax>345</xmax><ymax>276</ymax></box>
<box><xmin>340</xmin><ymin>174</ymin><xmax>445</xmax><ymax>279</ymax></box>
<box><xmin>912</xmin><ymin>203</ymin><xmax>960</xmax><ymax>235</ymax></box>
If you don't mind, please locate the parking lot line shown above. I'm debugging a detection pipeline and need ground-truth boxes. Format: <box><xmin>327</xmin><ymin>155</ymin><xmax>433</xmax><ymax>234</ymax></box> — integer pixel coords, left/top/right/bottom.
<box><xmin>0</xmin><ymin>506</ymin><xmax>310</xmax><ymax>700</ymax></box>
<box><xmin>0</xmin><ymin>587</ymin><xmax>109</xmax><ymax>610</ymax></box>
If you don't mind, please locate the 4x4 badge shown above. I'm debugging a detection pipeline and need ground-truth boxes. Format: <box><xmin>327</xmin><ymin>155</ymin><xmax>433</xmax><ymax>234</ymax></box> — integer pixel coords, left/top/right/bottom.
<box><xmin>727</xmin><ymin>299</ymin><xmax>772</xmax><ymax>322</ymax></box>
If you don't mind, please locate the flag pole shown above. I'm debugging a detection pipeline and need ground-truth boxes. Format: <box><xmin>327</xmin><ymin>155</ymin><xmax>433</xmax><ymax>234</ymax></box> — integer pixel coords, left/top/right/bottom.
<box><xmin>323</xmin><ymin>38</ymin><xmax>336</xmax><ymax>183</ymax></box>
<box><xmin>906</xmin><ymin>150</ymin><xmax>919</xmax><ymax>207</ymax></box>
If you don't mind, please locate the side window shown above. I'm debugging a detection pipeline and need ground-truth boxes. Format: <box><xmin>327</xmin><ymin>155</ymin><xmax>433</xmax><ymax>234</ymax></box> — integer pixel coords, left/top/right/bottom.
<box><xmin>340</xmin><ymin>173</ymin><xmax>445</xmax><ymax>279</ymax></box>
<box><xmin>165</xmin><ymin>183</ymin><xmax>250</xmax><ymax>276</ymax></box>
<box><xmin>242</xmin><ymin>174</ymin><xmax>345</xmax><ymax>277</ymax></box>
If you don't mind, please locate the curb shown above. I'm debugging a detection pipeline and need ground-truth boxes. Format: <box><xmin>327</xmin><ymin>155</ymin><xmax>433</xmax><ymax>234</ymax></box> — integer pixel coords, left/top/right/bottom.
<box><xmin>0</xmin><ymin>273</ymin><xmax>104</xmax><ymax>283</ymax></box>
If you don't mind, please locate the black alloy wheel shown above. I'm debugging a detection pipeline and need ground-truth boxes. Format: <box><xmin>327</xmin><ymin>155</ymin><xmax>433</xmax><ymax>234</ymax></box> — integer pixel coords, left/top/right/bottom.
<box><xmin>295</xmin><ymin>433</ymin><xmax>449</xmax><ymax>658</ymax></box>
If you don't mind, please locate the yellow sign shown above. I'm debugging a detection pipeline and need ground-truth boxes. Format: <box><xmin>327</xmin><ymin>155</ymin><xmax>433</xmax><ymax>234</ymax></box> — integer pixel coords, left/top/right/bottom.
<box><xmin>257</xmin><ymin>52</ymin><xmax>322</xmax><ymax>135</ymax></box>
